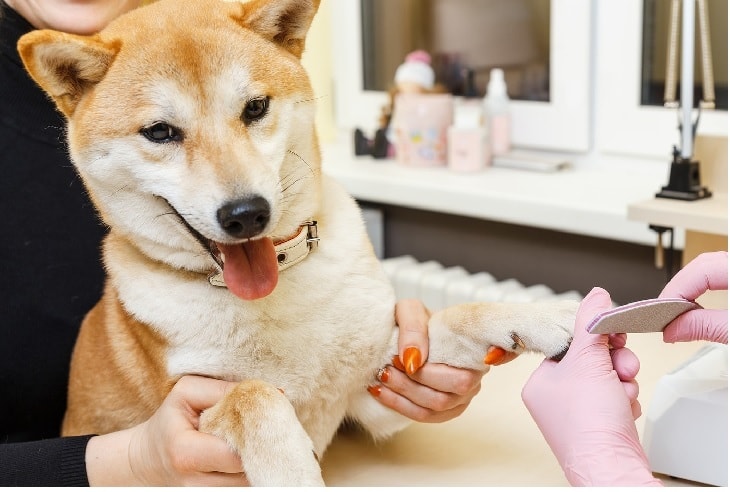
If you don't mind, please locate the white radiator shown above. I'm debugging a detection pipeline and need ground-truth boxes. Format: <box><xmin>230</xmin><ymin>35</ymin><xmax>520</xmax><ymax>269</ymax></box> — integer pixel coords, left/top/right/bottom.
<box><xmin>381</xmin><ymin>255</ymin><xmax>584</xmax><ymax>312</ymax></box>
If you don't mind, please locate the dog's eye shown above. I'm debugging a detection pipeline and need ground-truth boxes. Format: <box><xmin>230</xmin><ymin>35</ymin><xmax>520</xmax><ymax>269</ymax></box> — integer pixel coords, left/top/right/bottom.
<box><xmin>242</xmin><ymin>97</ymin><xmax>269</xmax><ymax>124</ymax></box>
<box><xmin>141</xmin><ymin>122</ymin><xmax>182</xmax><ymax>143</ymax></box>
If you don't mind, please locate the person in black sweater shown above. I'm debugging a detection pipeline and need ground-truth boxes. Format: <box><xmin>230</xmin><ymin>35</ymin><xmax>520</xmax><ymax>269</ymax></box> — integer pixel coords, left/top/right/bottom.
<box><xmin>0</xmin><ymin>1</ymin><xmax>251</xmax><ymax>485</ymax></box>
<box><xmin>0</xmin><ymin>0</ymin><xmax>486</xmax><ymax>486</ymax></box>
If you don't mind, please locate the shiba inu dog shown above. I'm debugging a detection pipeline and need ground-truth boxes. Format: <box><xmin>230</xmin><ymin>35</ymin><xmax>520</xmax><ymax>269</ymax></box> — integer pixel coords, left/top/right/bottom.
<box><xmin>18</xmin><ymin>0</ymin><xmax>577</xmax><ymax>485</ymax></box>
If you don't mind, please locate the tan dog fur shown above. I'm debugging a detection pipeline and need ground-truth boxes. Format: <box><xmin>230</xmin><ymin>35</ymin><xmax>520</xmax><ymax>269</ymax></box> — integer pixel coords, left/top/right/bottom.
<box><xmin>18</xmin><ymin>0</ymin><xmax>577</xmax><ymax>485</ymax></box>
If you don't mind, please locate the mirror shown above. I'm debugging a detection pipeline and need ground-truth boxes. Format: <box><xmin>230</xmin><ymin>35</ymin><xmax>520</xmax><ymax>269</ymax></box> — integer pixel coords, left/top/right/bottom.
<box><xmin>361</xmin><ymin>0</ymin><xmax>551</xmax><ymax>101</ymax></box>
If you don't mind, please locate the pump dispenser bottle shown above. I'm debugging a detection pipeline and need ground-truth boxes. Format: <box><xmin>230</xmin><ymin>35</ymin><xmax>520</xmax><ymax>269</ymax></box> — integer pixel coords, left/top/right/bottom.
<box><xmin>483</xmin><ymin>68</ymin><xmax>511</xmax><ymax>156</ymax></box>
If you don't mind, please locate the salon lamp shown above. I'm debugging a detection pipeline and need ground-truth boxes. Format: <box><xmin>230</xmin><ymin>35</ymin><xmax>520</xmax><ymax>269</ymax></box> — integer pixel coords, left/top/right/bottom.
<box><xmin>642</xmin><ymin>0</ymin><xmax>727</xmax><ymax>487</ymax></box>
<box><xmin>649</xmin><ymin>0</ymin><xmax>716</xmax><ymax>278</ymax></box>
<box><xmin>655</xmin><ymin>0</ymin><xmax>714</xmax><ymax>201</ymax></box>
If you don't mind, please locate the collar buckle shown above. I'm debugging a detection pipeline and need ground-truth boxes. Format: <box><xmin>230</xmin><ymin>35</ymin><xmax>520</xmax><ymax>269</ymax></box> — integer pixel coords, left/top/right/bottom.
<box><xmin>304</xmin><ymin>220</ymin><xmax>319</xmax><ymax>250</ymax></box>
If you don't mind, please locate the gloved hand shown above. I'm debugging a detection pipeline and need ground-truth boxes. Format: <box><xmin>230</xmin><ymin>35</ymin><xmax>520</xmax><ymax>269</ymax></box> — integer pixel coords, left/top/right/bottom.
<box><xmin>522</xmin><ymin>287</ymin><xmax>662</xmax><ymax>486</ymax></box>
<box><xmin>659</xmin><ymin>251</ymin><xmax>728</xmax><ymax>344</ymax></box>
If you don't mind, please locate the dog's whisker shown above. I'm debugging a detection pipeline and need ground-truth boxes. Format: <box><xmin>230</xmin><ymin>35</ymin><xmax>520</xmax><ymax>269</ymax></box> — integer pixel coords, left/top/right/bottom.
<box><xmin>153</xmin><ymin>211</ymin><xmax>179</xmax><ymax>222</ymax></box>
<box><xmin>281</xmin><ymin>175</ymin><xmax>312</xmax><ymax>195</ymax></box>
<box><xmin>280</xmin><ymin>163</ymin><xmax>314</xmax><ymax>188</ymax></box>
<box><xmin>293</xmin><ymin>94</ymin><xmax>328</xmax><ymax>105</ymax></box>
<box><xmin>279</xmin><ymin>173</ymin><xmax>299</xmax><ymax>191</ymax></box>
<box><xmin>280</xmin><ymin>190</ymin><xmax>308</xmax><ymax>204</ymax></box>
<box><xmin>286</xmin><ymin>149</ymin><xmax>315</xmax><ymax>176</ymax></box>
<box><xmin>109</xmin><ymin>184</ymin><xmax>130</xmax><ymax>197</ymax></box>
<box><xmin>278</xmin><ymin>189</ymin><xmax>311</xmax><ymax>213</ymax></box>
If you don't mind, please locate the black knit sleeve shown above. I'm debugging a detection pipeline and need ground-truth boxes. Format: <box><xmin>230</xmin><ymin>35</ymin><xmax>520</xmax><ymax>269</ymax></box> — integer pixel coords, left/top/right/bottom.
<box><xmin>0</xmin><ymin>435</ymin><xmax>94</xmax><ymax>486</ymax></box>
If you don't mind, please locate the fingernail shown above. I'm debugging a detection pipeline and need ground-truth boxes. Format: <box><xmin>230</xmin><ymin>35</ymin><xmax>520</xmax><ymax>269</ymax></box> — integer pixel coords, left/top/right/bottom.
<box><xmin>391</xmin><ymin>355</ymin><xmax>406</xmax><ymax>372</ymax></box>
<box><xmin>484</xmin><ymin>346</ymin><xmax>506</xmax><ymax>365</ymax></box>
<box><xmin>588</xmin><ymin>286</ymin><xmax>603</xmax><ymax>296</ymax></box>
<box><xmin>377</xmin><ymin>367</ymin><xmax>390</xmax><ymax>383</ymax></box>
<box><xmin>403</xmin><ymin>347</ymin><xmax>422</xmax><ymax>375</ymax></box>
<box><xmin>367</xmin><ymin>385</ymin><xmax>381</xmax><ymax>397</ymax></box>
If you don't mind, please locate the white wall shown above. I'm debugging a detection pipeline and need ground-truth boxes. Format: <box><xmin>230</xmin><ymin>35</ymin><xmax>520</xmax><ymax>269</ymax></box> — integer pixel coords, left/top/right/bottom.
<box><xmin>301</xmin><ymin>0</ymin><xmax>336</xmax><ymax>142</ymax></box>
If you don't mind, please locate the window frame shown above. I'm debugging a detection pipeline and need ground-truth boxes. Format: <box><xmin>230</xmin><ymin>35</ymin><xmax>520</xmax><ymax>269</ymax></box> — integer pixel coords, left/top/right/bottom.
<box><xmin>595</xmin><ymin>0</ymin><xmax>727</xmax><ymax>159</ymax></box>
<box><xmin>330</xmin><ymin>0</ymin><xmax>592</xmax><ymax>152</ymax></box>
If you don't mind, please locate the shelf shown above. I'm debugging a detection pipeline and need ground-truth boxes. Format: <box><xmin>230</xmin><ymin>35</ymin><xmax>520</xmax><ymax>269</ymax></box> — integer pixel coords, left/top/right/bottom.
<box><xmin>321</xmin><ymin>135</ymin><xmax>679</xmax><ymax>247</ymax></box>
<box><xmin>628</xmin><ymin>194</ymin><xmax>728</xmax><ymax>236</ymax></box>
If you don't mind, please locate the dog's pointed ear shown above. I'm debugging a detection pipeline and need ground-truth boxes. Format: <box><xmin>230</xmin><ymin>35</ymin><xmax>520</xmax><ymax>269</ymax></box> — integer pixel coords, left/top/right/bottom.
<box><xmin>236</xmin><ymin>0</ymin><xmax>320</xmax><ymax>59</ymax></box>
<box><xmin>17</xmin><ymin>30</ymin><xmax>118</xmax><ymax>117</ymax></box>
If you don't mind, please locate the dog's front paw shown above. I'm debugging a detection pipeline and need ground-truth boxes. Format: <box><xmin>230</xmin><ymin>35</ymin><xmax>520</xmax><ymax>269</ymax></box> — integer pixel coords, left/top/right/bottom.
<box><xmin>427</xmin><ymin>300</ymin><xmax>579</xmax><ymax>369</ymax></box>
<box><xmin>199</xmin><ymin>379</ymin><xmax>324</xmax><ymax>486</ymax></box>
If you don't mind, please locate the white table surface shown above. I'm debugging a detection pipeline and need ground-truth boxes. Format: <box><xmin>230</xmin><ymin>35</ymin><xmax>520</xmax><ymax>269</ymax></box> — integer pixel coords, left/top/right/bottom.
<box><xmin>320</xmin><ymin>334</ymin><xmax>711</xmax><ymax>487</ymax></box>
<box><xmin>629</xmin><ymin>194</ymin><xmax>728</xmax><ymax>236</ymax></box>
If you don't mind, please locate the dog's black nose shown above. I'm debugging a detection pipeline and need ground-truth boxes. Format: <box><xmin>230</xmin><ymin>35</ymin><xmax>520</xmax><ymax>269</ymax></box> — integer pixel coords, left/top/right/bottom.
<box><xmin>217</xmin><ymin>196</ymin><xmax>271</xmax><ymax>239</ymax></box>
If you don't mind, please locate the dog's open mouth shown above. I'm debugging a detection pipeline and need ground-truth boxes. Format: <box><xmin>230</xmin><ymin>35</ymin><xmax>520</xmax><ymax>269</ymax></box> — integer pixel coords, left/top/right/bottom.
<box><xmin>162</xmin><ymin>198</ymin><xmax>279</xmax><ymax>301</ymax></box>
<box><xmin>162</xmin><ymin>197</ymin><xmax>318</xmax><ymax>301</ymax></box>
<box><xmin>213</xmin><ymin>238</ymin><xmax>279</xmax><ymax>301</ymax></box>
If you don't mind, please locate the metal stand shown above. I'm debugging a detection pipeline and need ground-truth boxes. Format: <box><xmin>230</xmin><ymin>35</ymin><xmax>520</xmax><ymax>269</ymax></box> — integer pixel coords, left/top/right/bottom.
<box><xmin>657</xmin><ymin>0</ymin><xmax>715</xmax><ymax>201</ymax></box>
<box><xmin>656</xmin><ymin>147</ymin><xmax>712</xmax><ymax>201</ymax></box>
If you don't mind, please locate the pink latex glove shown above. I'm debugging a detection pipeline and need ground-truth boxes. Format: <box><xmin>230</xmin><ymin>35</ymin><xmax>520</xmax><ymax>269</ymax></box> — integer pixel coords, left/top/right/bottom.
<box><xmin>522</xmin><ymin>287</ymin><xmax>662</xmax><ymax>486</ymax></box>
<box><xmin>659</xmin><ymin>251</ymin><xmax>728</xmax><ymax>344</ymax></box>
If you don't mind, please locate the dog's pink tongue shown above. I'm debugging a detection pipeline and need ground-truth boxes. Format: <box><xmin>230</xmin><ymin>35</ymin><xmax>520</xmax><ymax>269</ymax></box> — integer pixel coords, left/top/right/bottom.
<box><xmin>217</xmin><ymin>238</ymin><xmax>278</xmax><ymax>300</ymax></box>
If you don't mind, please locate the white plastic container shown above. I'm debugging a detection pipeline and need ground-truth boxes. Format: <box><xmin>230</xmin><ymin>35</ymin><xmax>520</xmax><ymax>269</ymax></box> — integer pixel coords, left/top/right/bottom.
<box><xmin>483</xmin><ymin>68</ymin><xmax>511</xmax><ymax>156</ymax></box>
<box><xmin>447</xmin><ymin>101</ymin><xmax>490</xmax><ymax>172</ymax></box>
<box><xmin>643</xmin><ymin>344</ymin><xmax>728</xmax><ymax>486</ymax></box>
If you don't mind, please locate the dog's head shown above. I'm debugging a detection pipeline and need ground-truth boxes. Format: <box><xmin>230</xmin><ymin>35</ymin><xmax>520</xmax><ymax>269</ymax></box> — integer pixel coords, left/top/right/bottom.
<box><xmin>18</xmin><ymin>0</ymin><xmax>322</xmax><ymax>300</ymax></box>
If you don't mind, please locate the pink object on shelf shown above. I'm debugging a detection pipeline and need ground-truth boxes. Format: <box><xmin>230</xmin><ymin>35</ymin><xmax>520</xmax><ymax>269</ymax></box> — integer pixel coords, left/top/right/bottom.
<box><xmin>392</xmin><ymin>94</ymin><xmax>453</xmax><ymax>167</ymax></box>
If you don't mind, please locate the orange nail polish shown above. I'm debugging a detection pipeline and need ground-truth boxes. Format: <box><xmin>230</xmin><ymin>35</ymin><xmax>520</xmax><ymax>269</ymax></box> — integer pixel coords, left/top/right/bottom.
<box><xmin>484</xmin><ymin>346</ymin><xmax>507</xmax><ymax>365</ymax></box>
<box><xmin>391</xmin><ymin>355</ymin><xmax>406</xmax><ymax>372</ymax></box>
<box><xmin>367</xmin><ymin>385</ymin><xmax>381</xmax><ymax>397</ymax></box>
<box><xmin>403</xmin><ymin>347</ymin><xmax>422</xmax><ymax>375</ymax></box>
<box><xmin>377</xmin><ymin>367</ymin><xmax>390</xmax><ymax>383</ymax></box>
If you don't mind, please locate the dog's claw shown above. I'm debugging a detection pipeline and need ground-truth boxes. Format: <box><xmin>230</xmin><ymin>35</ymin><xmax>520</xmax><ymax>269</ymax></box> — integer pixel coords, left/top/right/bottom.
<box><xmin>510</xmin><ymin>332</ymin><xmax>526</xmax><ymax>350</ymax></box>
<box><xmin>549</xmin><ymin>339</ymin><xmax>572</xmax><ymax>362</ymax></box>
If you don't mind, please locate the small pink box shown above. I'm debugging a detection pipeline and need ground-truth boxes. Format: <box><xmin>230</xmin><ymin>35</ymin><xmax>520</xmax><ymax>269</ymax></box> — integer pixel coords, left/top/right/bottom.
<box><xmin>448</xmin><ymin>126</ymin><xmax>489</xmax><ymax>173</ymax></box>
<box><xmin>392</xmin><ymin>94</ymin><xmax>453</xmax><ymax>167</ymax></box>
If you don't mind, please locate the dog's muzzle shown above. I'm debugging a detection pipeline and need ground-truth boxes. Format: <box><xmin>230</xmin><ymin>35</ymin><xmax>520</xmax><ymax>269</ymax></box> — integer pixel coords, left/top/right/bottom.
<box><xmin>159</xmin><ymin>196</ymin><xmax>319</xmax><ymax>288</ymax></box>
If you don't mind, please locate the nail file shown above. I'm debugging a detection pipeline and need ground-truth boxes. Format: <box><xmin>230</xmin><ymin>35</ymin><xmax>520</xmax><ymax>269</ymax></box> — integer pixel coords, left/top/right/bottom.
<box><xmin>587</xmin><ymin>298</ymin><xmax>701</xmax><ymax>334</ymax></box>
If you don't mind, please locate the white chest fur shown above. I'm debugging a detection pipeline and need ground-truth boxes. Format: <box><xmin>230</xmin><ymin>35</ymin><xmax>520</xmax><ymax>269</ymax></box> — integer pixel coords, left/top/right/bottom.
<box><xmin>105</xmin><ymin>178</ymin><xmax>397</xmax><ymax>451</ymax></box>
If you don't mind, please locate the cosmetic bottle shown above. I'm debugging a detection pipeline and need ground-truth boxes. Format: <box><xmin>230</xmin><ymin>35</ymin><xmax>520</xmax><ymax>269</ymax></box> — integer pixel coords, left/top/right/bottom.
<box><xmin>483</xmin><ymin>68</ymin><xmax>511</xmax><ymax>156</ymax></box>
<box><xmin>447</xmin><ymin>101</ymin><xmax>489</xmax><ymax>173</ymax></box>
